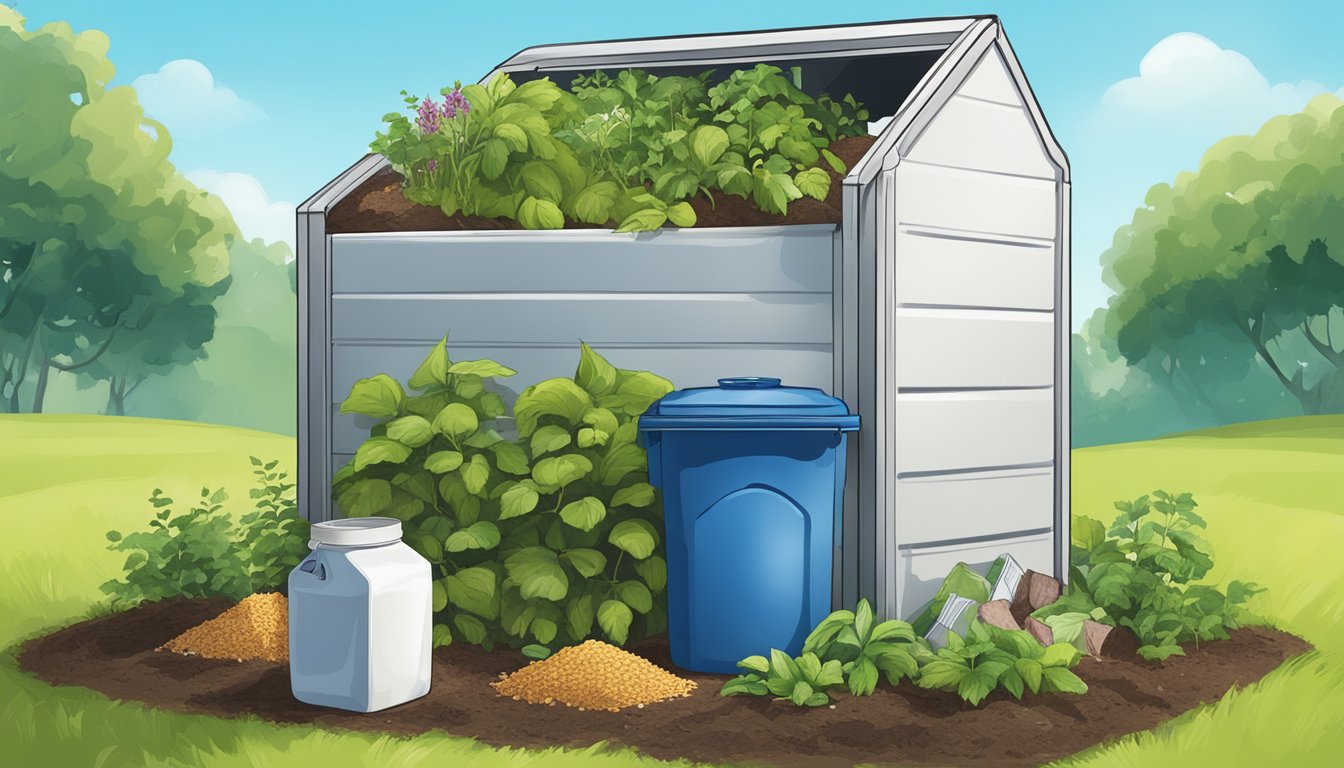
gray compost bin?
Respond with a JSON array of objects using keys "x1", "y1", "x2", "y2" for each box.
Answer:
[{"x1": 296, "y1": 15, "x2": 1072, "y2": 622}]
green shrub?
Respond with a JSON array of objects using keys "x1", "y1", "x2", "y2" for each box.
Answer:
[
  {"x1": 1046, "y1": 490, "x2": 1264, "y2": 661},
  {"x1": 721, "y1": 600, "x2": 1086, "y2": 708},
  {"x1": 371, "y1": 64, "x2": 869, "y2": 232},
  {"x1": 102, "y1": 458, "x2": 308, "y2": 604},
  {"x1": 331, "y1": 337, "x2": 672, "y2": 653}
]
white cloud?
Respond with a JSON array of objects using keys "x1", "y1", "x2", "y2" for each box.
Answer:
[
  {"x1": 1099, "y1": 33, "x2": 1340, "y2": 136},
  {"x1": 132, "y1": 60, "x2": 263, "y2": 133},
  {"x1": 187, "y1": 170, "x2": 295, "y2": 251}
]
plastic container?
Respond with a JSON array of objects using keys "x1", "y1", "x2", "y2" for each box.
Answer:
[
  {"x1": 639, "y1": 376, "x2": 859, "y2": 673},
  {"x1": 288, "y1": 517, "x2": 431, "y2": 712}
]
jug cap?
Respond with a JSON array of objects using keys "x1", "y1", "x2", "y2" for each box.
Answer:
[{"x1": 310, "y1": 517, "x2": 402, "y2": 548}]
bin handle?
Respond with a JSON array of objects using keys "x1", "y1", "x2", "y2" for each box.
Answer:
[{"x1": 717, "y1": 377, "x2": 781, "y2": 389}]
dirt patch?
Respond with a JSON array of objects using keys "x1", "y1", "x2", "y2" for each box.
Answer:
[
  {"x1": 20, "y1": 597, "x2": 1310, "y2": 768},
  {"x1": 325, "y1": 136, "x2": 877, "y2": 233}
]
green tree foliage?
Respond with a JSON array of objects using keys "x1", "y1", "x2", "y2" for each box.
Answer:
[
  {"x1": 0, "y1": 7, "x2": 235, "y2": 413},
  {"x1": 1099, "y1": 94, "x2": 1344, "y2": 416}
]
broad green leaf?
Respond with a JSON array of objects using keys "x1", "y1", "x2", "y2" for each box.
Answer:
[
  {"x1": 530, "y1": 617, "x2": 558, "y2": 645},
  {"x1": 432, "y1": 580, "x2": 448, "y2": 612},
  {"x1": 448, "y1": 359, "x2": 517, "y2": 378},
  {"x1": 488, "y1": 441, "x2": 530, "y2": 475},
  {"x1": 816, "y1": 658, "x2": 846, "y2": 687},
  {"x1": 432, "y1": 403, "x2": 479, "y2": 441},
  {"x1": 821, "y1": 148, "x2": 848, "y2": 174},
  {"x1": 459, "y1": 453, "x2": 490, "y2": 495},
  {"x1": 337, "y1": 478, "x2": 391, "y2": 516},
  {"x1": 1072, "y1": 516, "x2": 1107, "y2": 551},
  {"x1": 795, "y1": 652, "x2": 823, "y2": 683},
  {"x1": 1015, "y1": 657, "x2": 1043, "y2": 693},
  {"x1": 340, "y1": 374, "x2": 405, "y2": 418},
  {"x1": 1042, "y1": 666, "x2": 1089, "y2": 695},
  {"x1": 598, "y1": 442, "x2": 646, "y2": 485},
  {"x1": 481, "y1": 138, "x2": 509, "y2": 179},
  {"x1": 559, "y1": 496, "x2": 607, "y2": 531},
  {"x1": 848, "y1": 655, "x2": 879, "y2": 696},
  {"x1": 559, "y1": 548, "x2": 607, "y2": 578},
  {"x1": 572, "y1": 182, "x2": 621, "y2": 225},
  {"x1": 514, "y1": 378, "x2": 593, "y2": 436},
  {"x1": 432, "y1": 624, "x2": 453, "y2": 649},
  {"x1": 868, "y1": 619, "x2": 916, "y2": 644},
  {"x1": 598, "y1": 599, "x2": 634, "y2": 645},
  {"x1": 566, "y1": 589, "x2": 596, "y2": 639},
  {"x1": 505, "y1": 547, "x2": 569, "y2": 601},
  {"x1": 720, "y1": 677, "x2": 769, "y2": 696},
  {"x1": 794, "y1": 167, "x2": 830, "y2": 200},
  {"x1": 915, "y1": 659, "x2": 969, "y2": 690},
  {"x1": 445, "y1": 521, "x2": 502, "y2": 552},
  {"x1": 518, "y1": 196, "x2": 565, "y2": 229},
  {"x1": 612, "y1": 482, "x2": 656, "y2": 508},
  {"x1": 423, "y1": 450, "x2": 464, "y2": 473},
  {"x1": 493, "y1": 122, "x2": 528, "y2": 152},
  {"x1": 603, "y1": 370, "x2": 674, "y2": 416},
  {"x1": 530, "y1": 425, "x2": 572, "y2": 457},
  {"x1": 520, "y1": 162, "x2": 564, "y2": 203},
  {"x1": 576, "y1": 427, "x2": 608, "y2": 447},
  {"x1": 958, "y1": 671, "x2": 994, "y2": 706},
  {"x1": 498, "y1": 480, "x2": 540, "y2": 519},
  {"x1": 769, "y1": 649, "x2": 800, "y2": 683},
  {"x1": 789, "y1": 680, "x2": 814, "y2": 707},
  {"x1": 582, "y1": 407, "x2": 619, "y2": 435},
  {"x1": 854, "y1": 598, "x2": 875, "y2": 644},
  {"x1": 454, "y1": 613, "x2": 488, "y2": 644},
  {"x1": 737, "y1": 655, "x2": 770, "y2": 674},
  {"x1": 608, "y1": 519, "x2": 659, "y2": 559},
  {"x1": 1043, "y1": 612, "x2": 1090, "y2": 650},
  {"x1": 445, "y1": 566, "x2": 498, "y2": 619},
  {"x1": 576, "y1": 341, "x2": 618, "y2": 396},
  {"x1": 353, "y1": 437, "x2": 412, "y2": 471},
  {"x1": 532, "y1": 454, "x2": 593, "y2": 489},
  {"x1": 802, "y1": 610, "x2": 854, "y2": 656},
  {"x1": 616, "y1": 208, "x2": 667, "y2": 233},
  {"x1": 666, "y1": 202, "x2": 696, "y2": 227},
  {"x1": 634, "y1": 555, "x2": 667, "y2": 593},
  {"x1": 1041, "y1": 642, "x2": 1083, "y2": 668},
  {"x1": 615, "y1": 580, "x2": 653, "y2": 614},
  {"x1": 385, "y1": 415, "x2": 433, "y2": 447},
  {"x1": 690, "y1": 125, "x2": 730, "y2": 167}
]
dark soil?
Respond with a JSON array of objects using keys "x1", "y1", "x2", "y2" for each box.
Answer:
[
  {"x1": 325, "y1": 135, "x2": 877, "y2": 233},
  {"x1": 20, "y1": 597, "x2": 1309, "y2": 768}
]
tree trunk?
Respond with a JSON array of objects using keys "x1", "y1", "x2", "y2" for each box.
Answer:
[
  {"x1": 1238, "y1": 314, "x2": 1318, "y2": 414},
  {"x1": 31, "y1": 358, "x2": 51, "y2": 413},
  {"x1": 106, "y1": 377, "x2": 126, "y2": 416}
]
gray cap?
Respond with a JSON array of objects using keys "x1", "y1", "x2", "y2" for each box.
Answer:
[{"x1": 309, "y1": 517, "x2": 402, "y2": 548}]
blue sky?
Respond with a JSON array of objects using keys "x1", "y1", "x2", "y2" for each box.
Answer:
[{"x1": 18, "y1": 0, "x2": 1344, "y2": 326}]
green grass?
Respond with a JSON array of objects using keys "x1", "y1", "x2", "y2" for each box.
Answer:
[{"x1": 2, "y1": 413, "x2": 1342, "y2": 767}]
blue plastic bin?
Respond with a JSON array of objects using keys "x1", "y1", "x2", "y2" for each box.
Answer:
[{"x1": 639, "y1": 377, "x2": 859, "y2": 673}]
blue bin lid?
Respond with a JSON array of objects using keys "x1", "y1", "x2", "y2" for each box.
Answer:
[{"x1": 639, "y1": 377, "x2": 860, "y2": 431}]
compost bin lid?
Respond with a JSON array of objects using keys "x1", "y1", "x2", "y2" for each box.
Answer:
[
  {"x1": 639, "y1": 377, "x2": 860, "y2": 431},
  {"x1": 310, "y1": 517, "x2": 403, "y2": 548}
]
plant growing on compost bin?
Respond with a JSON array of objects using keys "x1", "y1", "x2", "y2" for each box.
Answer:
[
  {"x1": 1037, "y1": 490, "x2": 1263, "y2": 661},
  {"x1": 102, "y1": 458, "x2": 309, "y2": 604},
  {"x1": 371, "y1": 63, "x2": 870, "y2": 231},
  {"x1": 331, "y1": 337, "x2": 673, "y2": 654}
]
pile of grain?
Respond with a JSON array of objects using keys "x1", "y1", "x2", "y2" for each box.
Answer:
[
  {"x1": 160, "y1": 593, "x2": 289, "y2": 662},
  {"x1": 492, "y1": 639, "x2": 696, "y2": 712}
]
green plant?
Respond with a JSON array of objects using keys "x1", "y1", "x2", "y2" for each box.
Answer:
[
  {"x1": 101, "y1": 458, "x2": 308, "y2": 604},
  {"x1": 721, "y1": 649, "x2": 844, "y2": 707},
  {"x1": 331, "y1": 337, "x2": 672, "y2": 653},
  {"x1": 1051, "y1": 490, "x2": 1264, "y2": 660},
  {"x1": 915, "y1": 620, "x2": 1088, "y2": 706}
]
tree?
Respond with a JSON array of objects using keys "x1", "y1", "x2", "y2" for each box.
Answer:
[
  {"x1": 0, "y1": 7, "x2": 235, "y2": 413},
  {"x1": 1101, "y1": 94, "x2": 1344, "y2": 415}
]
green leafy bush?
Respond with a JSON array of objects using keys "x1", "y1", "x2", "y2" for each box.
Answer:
[
  {"x1": 102, "y1": 458, "x2": 309, "y2": 604},
  {"x1": 371, "y1": 64, "x2": 870, "y2": 231},
  {"x1": 722, "y1": 601, "x2": 1086, "y2": 708},
  {"x1": 331, "y1": 337, "x2": 672, "y2": 653},
  {"x1": 1048, "y1": 490, "x2": 1264, "y2": 661}
]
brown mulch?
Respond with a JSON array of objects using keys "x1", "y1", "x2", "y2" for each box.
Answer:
[
  {"x1": 325, "y1": 136, "x2": 877, "y2": 233},
  {"x1": 20, "y1": 597, "x2": 1310, "y2": 768}
]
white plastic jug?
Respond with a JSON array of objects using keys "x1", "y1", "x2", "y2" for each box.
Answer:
[{"x1": 288, "y1": 517, "x2": 431, "y2": 712}]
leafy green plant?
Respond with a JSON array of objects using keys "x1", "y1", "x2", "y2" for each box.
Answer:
[
  {"x1": 102, "y1": 458, "x2": 309, "y2": 604},
  {"x1": 915, "y1": 621, "x2": 1087, "y2": 706},
  {"x1": 1052, "y1": 490, "x2": 1264, "y2": 660},
  {"x1": 722, "y1": 649, "x2": 844, "y2": 707},
  {"x1": 331, "y1": 337, "x2": 672, "y2": 653},
  {"x1": 372, "y1": 64, "x2": 871, "y2": 231}
]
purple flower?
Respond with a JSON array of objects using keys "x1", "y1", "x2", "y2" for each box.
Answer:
[
  {"x1": 416, "y1": 97, "x2": 443, "y2": 134},
  {"x1": 445, "y1": 88, "x2": 470, "y2": 117},
  {"x1": 426, "y1": 159, "x2": 438, "y2": 173}
]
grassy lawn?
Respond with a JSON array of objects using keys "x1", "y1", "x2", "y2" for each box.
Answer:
[{"x1": 2, "y1": 413, "x2": 1342, "y2": 767}]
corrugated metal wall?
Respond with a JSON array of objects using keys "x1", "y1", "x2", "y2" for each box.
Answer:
[{"x1": 884, "y1": 42, "x2": 1064, "y2": 617}]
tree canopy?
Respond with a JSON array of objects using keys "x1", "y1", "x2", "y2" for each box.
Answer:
[
  {"x1": 1099, "y1": 94, "x2": 1344, "y2": 416},
  {"x1": 0, "y1": 7, "x2": 235, "y2": 413}
]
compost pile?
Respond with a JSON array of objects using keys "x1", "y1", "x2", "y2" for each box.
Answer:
[
  {"x1": 160, "y1": 592, "x2": 289, "y2": 663},
  {"x1": 491, "y1": 639, "x2": 696, "y2": 712}
]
